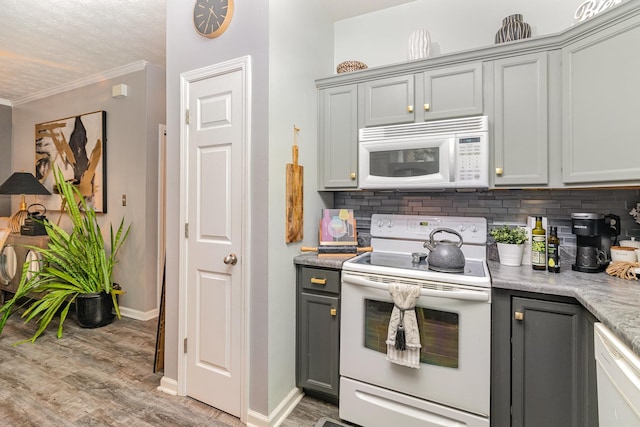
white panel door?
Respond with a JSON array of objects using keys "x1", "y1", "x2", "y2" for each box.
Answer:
[{"x1": 183, "y1": 60, "x2": 247, "y2": 418}]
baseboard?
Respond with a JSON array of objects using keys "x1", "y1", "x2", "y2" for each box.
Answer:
[
  {"x1": 119, "y1": 306, "x2": 159, "y2": 321},
  {"x1": 246, "y1": 387, "x2": 304, "y2": 427},
  {"x1": 157, "y1": 376, "x2": 178, "y2": 396}
]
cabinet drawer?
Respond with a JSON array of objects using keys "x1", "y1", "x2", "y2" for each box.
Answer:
[{"x1": 301, "y1": 267, "x2": 340, "y2": 294}]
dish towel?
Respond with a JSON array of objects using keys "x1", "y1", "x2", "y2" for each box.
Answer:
[{"x1": 386, "y1": 282, "x2": 422, "y2": 369}]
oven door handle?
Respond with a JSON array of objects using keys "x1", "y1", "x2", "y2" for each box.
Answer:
[{"x1": 342, "y1": 273, "x2": 490, "y2": 302}]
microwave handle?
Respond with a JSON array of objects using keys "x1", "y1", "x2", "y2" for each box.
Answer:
[
  {"x1": 342, "y1": 273, "x2": 490, "y2": 302},
  {"x1": 449, "y1": 138, "x2": 456, "y2": 182}
]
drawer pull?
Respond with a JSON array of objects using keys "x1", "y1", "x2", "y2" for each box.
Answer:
[
  {"x1": 514, "y1": 311, "x2": 524, "y2": 321},
  {"x1": 330, "y1": 308, "x2": 337, "y2": 316},
  {"x1": 311, "y1": 277, "x2": 327, "y2": 285}
]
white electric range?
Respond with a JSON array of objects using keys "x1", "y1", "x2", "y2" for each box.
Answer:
[{"x1": 340, "y1": 214, "x2": 491, "y2": 427}]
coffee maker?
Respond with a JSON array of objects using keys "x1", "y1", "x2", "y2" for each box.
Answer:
[{"x1": 571, "y1": 213, "x2": 620, "y2": 273}]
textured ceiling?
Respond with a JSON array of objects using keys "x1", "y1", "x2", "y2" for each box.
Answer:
[
  {"x1": 0, "y1": 0, "x2": 411, "y2": 105},
  {"x1": 0, "y1": 0, "x2": 166, "y2": 104}
]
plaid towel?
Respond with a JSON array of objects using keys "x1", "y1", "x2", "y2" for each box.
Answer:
[{"x1": 385, "y1": 282, "x2": 422, "y2": 369}]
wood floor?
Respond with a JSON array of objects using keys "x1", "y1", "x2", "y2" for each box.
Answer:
[{"x1": 0, "y1": 309, "x2": 339, "y2": 426}]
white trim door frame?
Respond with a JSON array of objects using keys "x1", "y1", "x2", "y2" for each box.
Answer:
[{"x1": 178, "y1": 56, "x2": 251, "y2": 422}]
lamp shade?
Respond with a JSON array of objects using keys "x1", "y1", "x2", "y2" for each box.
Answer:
[{"x1": 0, "y1": 172, "x2": 51, "y2": 195}]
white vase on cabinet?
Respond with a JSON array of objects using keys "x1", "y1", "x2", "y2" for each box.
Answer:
[{"x1": 408, "y1": 29, "x2": 431, "y2": 60}]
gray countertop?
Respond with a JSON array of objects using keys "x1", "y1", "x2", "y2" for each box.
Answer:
[
  {"x1": 294, "y1": 252, "x2": 640, "y2": 356},
  {"x1": 294, "y1": 252, "x2": 349, "y2": 270}
]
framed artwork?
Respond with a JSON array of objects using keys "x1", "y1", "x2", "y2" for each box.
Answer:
[
  {"x1": 35, "y1": 111, "x2": 107, "y2": 212},
  {"x1": 320, "y1": 209, "x2": 357, "y2": 246}
]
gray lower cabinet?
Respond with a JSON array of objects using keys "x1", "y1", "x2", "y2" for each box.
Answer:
[
  {"x1": 490, "y1": 52, "x2": 549, "y2": 187},
  {"x1": 318, "y1": 85, "x2": 359, "y2": 189},
  {"x1": 562, "y1": 12, "x2": 640, "y2": 185},
  {"x1": 492, "y1": 289, "x2": 597, "y2": 427},
  {"x1": 296, "y1": 266, "x2": 340, "y2": 402}
]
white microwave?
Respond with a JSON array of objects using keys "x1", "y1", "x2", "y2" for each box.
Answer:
[{"x1": 358, "y1": 116, "x2": 489, "y2": 190}]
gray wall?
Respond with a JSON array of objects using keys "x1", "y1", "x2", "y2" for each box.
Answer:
[
  {"x1": 165, "y1": 0, "x2": 334, "y2": 418},
  {"x1": 165, "y1": 0, "x2": 270, "y2": 416},
  {"x1": 0, "y1": 105, "x2": 11, "y2": 216},
  {"x1": 268, "y1": 0, "x2": 334, "y2": 412},
  {"x1": 11, "y1": 64, "x2": 166, "y2": 316}
]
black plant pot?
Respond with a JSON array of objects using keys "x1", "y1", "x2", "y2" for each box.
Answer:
[{"x1": 75, "y1": 292, "x2": 114, "y2": 328}]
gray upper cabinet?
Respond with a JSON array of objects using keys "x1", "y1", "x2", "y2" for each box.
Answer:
[
  {"x1": 491, "y1": 52, "x2": 549, "y2": 186},
  {"x1": 315, "y1": 1, "x2": 640, "y2": 191},
  {"x1": 562, "y1": 13, "x2": 640, "y2": 185},
  {"x1": 361, "y1": 74, "x2": 415, "y2": 127},
  {"x1": 318, "y1": 85, "x2": 359, "y2": 189},
  {"x1": 421, "y1": 62, "x2": 483, "y2": 121}
]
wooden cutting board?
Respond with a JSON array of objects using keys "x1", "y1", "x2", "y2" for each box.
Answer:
[{"x1": 286, "y1": 128, "x2": 303, "y2": 243}]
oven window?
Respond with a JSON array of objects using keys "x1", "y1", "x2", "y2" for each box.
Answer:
[
  {"x1": 363, "y1": 299, "x2": 459, "y2": 368},
  {"x1": 370, "y1": 148, "x2": 440, "y2": 177}
]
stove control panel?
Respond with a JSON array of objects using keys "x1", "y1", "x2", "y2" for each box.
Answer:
[{"x1": 370, "y1": 214, "x2": 487, "y2": 245}]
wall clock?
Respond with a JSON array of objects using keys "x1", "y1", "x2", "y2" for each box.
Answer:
[{"x1": 193, "y1": 0, "x2": 234, "y2": 38}]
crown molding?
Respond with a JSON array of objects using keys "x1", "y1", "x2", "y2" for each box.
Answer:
[{"x1": 11, "y1": 60, "x2": 150, "y2": 106}]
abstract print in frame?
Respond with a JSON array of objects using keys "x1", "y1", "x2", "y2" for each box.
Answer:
[{"x1": 35, "y1": 111, "x2": 107, "y2": 212}]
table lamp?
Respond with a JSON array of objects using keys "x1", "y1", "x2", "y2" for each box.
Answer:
[{"x1": 0, "y1": 172, "x2": 51, "y2": 233}]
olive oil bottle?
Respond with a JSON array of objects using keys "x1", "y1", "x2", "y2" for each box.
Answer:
[
  {"x1": 547, "y1": 226, "x2": 560, "y2": 273},
  {"x1": 531, "y1": 216, "x2": 546, "y2": 270}
]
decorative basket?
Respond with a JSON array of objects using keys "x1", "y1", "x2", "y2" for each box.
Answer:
[{"x1": 336, "y1": 61, "x2": 368, "y2": 74}]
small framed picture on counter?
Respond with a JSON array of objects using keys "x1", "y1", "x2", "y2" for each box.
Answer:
[{"x1": 320, "y1": 209, "x2": 356, "y2": 246}]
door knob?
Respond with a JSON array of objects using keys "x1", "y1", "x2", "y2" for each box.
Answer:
[
  {"x1": 424, "y1": 103, "x2": 430, "y2": 111},
  {"x1": 350, "y1": 172, "x2": 356, "y2": 180},
  {"x1": 407, "y1": 105, "x2": 414, "y2": 113},
  {"x1": 224, "y1": 253, "x2": 238, "y2": 265},
  {"x1": 514, "y1": 311, "x2": 524, "y2": 321},
  {"x1": 330, "y1": 308, "x2": 337, "y2": 316},
  {"x1": 495, "y1": 167, "x2": 504, "y2": 176}
]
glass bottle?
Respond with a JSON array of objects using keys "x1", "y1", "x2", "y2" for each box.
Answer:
[
  {"x1": 547, "y1": 226, "x2": 560, "y2": 273},
  {"x1": 531, "y1": 216, "x2": 546, "y2": 270}
]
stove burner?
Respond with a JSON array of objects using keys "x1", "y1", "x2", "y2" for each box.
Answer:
[
  {"x1": 348, "y1": 252, "x2": 487, "y2": 279},
  {"x1": 411, "y1": 252, "x2": 428, "y2": 264},
  {"x1": 428, "y1": 264, "x2": 465, "y2": 274}
]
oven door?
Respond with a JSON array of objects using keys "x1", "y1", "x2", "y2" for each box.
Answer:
[
  {"x1": 358, "y1": 135, "x2": 454, "y2": 190},
  {"x1": 340, "y1": 271, "x2": 491, "y2": 418}
]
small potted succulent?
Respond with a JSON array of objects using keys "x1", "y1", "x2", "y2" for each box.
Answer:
[{"x1": 490, "y1": 224, "x2": 528, "y2": 266}]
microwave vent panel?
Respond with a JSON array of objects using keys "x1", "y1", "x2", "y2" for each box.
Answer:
[{"x1": 359, "y1": 116, "x2": 488, "y2": 142}]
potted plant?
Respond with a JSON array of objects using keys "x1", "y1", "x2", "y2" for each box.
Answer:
[
  {"x1": 490, "y1": 224, "x2": 528, "y2": 266},
  {"x1": 0, "y1": 167, "x2": 130, "y2": 343}
]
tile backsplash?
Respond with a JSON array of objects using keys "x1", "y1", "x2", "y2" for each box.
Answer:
[{"x1": 334, "y1": 188, "x2": 640, "y2": 260}]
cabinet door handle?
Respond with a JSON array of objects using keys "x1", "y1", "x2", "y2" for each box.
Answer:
[
  {"x1": 350, "y1": 172, "x2": 356, "y2": 180},
  {"x1": 495, "y1": 167, "x2": 503, "y2": 176},
  {"x1": 514, "y1": 311, "x2": 524, "y2": 321},
  {"x1": 407, "y1": 105, "x2": 414, "y2": 113},
  {"x1": 424, "y1": 103, "x2": 430, "y2": 111},
  {"x1": 311, "y1": 277, "x2": 327, "y2": 285},
  {"x1": 330, "y1": 308, "x2": 337, "y2": 316}
]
